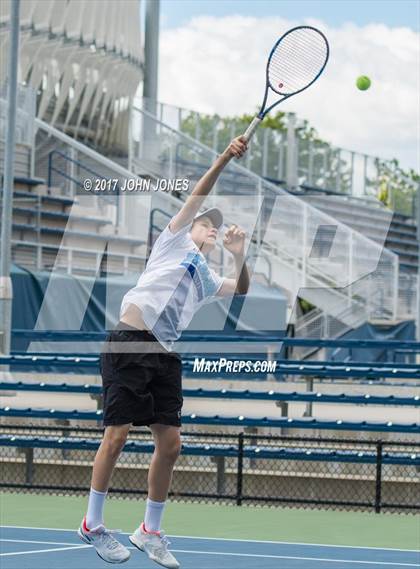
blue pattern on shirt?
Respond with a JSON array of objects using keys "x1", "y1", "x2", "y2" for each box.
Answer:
[{"x1": 180, "y1": 251, "x2": 219, "y2": 301}]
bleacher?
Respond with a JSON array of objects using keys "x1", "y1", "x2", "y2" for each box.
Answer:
[
  {"x1": 1, "y1": 336, "x2": 419, "y2": 441},
  {"x1": 300, "y1": 192, "x2": 419, "y2": 273},
  {"x1": 2, "y1": 338, "x2": 418, "y2": 512},
  {"x1": 0, "y1": 173, "x2": 147, "y2": 275}
]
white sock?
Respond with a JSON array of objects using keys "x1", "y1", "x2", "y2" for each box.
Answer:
[
  {"x1": 86, "y1": 487, "x2": 107, "y2": 529},
  {"x1": 144, "y1": 498, "x2": 166, "y2": 532}
]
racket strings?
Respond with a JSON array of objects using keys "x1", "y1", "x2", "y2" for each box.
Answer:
[
  {"x1": 271, "y1": 43, "x2": 327, "y2": 74},
  {"x1": 271, "y1": 33, "x2": 328, "y2": 69},
  {"x1": 270, "y1": 55, "x2": 325, "y2": 86},
  {"x1": 271, "y1": 41, "x2": 327, "y2": 70},
  {"x1": 268, "y1": 28, "x2": 328, "y2": 94},
  {"x1": 269, "y1": 52, "x2": 327, "y2": 91},
  {"x1": 270, "y1": 45, "x2": 327, "y2": 88}
]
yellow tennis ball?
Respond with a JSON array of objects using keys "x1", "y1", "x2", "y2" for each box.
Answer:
[{"x1": 356, "y1": 75, "x2": 371, "y2": 90}]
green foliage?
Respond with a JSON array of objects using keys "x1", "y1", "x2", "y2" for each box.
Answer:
[
  {"x1": 298, "y1": 297, "x2": 316, "y2": 315},
  {"x1": 180, "y1": 110, "x2": 419, "y2": 215},
  {"x1": 373, "y1": 158, "x2": 419, "y2": 216}
]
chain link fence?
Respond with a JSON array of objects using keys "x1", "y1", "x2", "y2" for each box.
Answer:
[{"x1": 0, "y1": 423, "x2": 418, "y2": 514}]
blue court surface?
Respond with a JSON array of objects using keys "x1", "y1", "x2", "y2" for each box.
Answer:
[{"x1": 0, "y1": 526, "x2": 419, "y2": 568}]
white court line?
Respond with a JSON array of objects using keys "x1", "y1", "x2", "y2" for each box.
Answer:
[
  {"x1": 167, "y1": 534, "x2": 420, "y2": 554},
  {"x1": 1, "y1": 525, "x2": 419, "y2": 553},
  {"x1": 162, "y1": 549, "x2": 420, "y2": 567},
  {"x1": 0, "y1": 545, "x2": 89, "y2": 557},
  {"x1": 1, "y1": 539, "x2": 79, "y2": 546},
  {"x1": 3, "y1": 543, "x2": 416, "y2": 566},
  {"x1": 0, "y1": 537, "x2": 417, "y2": 566}
]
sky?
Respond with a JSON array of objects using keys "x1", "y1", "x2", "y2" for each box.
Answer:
[
  {"x1": 152, "y1": 1, "x2": 420, "y2": 171},
  {"x1": 161, "y1": 0, "x2": 420, "y2": 32}
]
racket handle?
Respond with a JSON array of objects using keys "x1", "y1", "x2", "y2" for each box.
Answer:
[{"x1": 243, "y1": 117, "x2": 262, "y2": 141}]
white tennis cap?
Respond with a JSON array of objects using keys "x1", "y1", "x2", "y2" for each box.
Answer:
[{"x1": 193, "y1": 207, "x2": 223, "y2": 229}]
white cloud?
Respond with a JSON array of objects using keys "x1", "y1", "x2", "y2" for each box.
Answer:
[{"x1": 159, "y1": 16, "x2": 419, "y2": 171}]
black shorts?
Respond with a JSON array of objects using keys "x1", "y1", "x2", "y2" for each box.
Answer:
[{"x1": 100, "y1": 322, "x2": 183, "y2": 428}]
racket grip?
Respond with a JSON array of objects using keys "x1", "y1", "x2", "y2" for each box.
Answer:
[{"x1": 243, "y1": 117, "x2": 262, "y2": 141}]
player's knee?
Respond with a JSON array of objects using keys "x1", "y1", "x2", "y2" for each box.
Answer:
[
  {"x1": 103, "y1": 427, "x2": 128, "y2": 455},
  {"x1": 158, "y1": 436, "x2": 181, "y2": 463}
]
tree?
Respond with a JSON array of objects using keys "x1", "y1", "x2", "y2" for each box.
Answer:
[{"x1": 179, "y1": 110, "x2": 419, "y2": 215}]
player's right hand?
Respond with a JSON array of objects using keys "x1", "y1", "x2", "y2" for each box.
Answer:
[{"x1": 224, "y1": 136, "x2": 248, "y2": 159}]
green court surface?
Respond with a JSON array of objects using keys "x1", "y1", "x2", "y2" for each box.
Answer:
[{"x1": 1, "y1": 492, "x2": 419, "y2": 550}]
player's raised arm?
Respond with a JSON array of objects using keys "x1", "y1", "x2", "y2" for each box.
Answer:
[{"x1": 169, "y1": 136, "x2": 248, "y2": 234}]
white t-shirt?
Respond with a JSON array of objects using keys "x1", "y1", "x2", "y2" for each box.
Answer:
[{"x1": 120, "y1": 220, "x2": 225, "y2": 351}]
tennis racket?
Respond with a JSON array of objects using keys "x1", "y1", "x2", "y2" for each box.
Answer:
[{"x1": 243, "y1": 26, "x2": 330, "y2": 141}]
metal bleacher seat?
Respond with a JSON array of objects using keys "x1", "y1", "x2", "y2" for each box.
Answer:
[
  {"x1": 1, "y1": 381, "x2": 419, "y2": 407},
  {"x1": 1, "y1": 336, "x2": 418, "y2": 437},
  {"x1": 0, "y1": 407, "x2": 418, "y2": 433},
  {"x1": 1, "y1": 353, "x2": 419, "y2": 380},
  {"x1": 0, "y1": 433, "x2": 418, "y2": 466}
]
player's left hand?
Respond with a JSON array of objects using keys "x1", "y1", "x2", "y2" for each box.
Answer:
[{"x1": 223, "y1": 224, "x2": 246, "y2": 256}]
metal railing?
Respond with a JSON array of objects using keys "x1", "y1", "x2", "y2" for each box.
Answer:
[
  {"x1": 130, "y1": 103, "x2": 400, "y2": 325},
  {"x1": 149, "y1": 98, "x2": 419, "y2": 216},
  {"x1": 398, "y1": 272, "x2": 419, "y2": 320},
  {"x1": 34, "y1": 119, "x2": 136, "y2": 230}
]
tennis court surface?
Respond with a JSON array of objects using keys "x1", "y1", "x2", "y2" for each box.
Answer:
[
  {"x1": 1, "y1": 526, "x2": 419, "y2": 568},
  {"x1": 1, "y1": 493, "x2": 419, "y2": 569}
]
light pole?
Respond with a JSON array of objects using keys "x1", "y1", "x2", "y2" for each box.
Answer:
[
  {"x1": 0, "y1": 0, "x2": 20, "y2": 355},
  {"x1": 416, "y1": 181, "x2": 420, "y2": 344},
  {"x1": 141, "y1": 0, "x2": 160, "y2": 162}
]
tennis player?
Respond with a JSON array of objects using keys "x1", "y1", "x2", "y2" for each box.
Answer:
[{"x1": 78, "y1": 136, "x2": 249, "y2": 566}]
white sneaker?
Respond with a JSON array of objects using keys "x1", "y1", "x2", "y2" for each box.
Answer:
[
  {"x1": 129, "y1": 522, "x2": 180, "y2": 568},
  {"x1": 78, "y1": 517, "x2": 131, "y2": 564}
]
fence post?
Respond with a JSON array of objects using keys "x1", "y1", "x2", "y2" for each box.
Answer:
[
  {"x1": 257, "y1": 179, "x2": 263, "y2": 249},
  {"x1": 47, "y1": 151, "x2": 53, "y2": 188},
  {"x1": 393, "y1": 259, "x2": 399, "y2": 321},
  {"x1": 303, "y1": 377, "x2": 314, "y2": 417},
  {"x1": 236, "y1": 432, "x2": 244, "y2": 506},
  {"x1": 68, "y1": 147, "x2": 77, "y2": 198},
  {"x1": 308, "y1": 140, "x2": 314, "y2": 185},
  {"x1": 375, "y1": 441, "x2": 383, "y2": 513},
  {"x1": 24, "y1": 447, "x2": 34, "y2": 484},
  {"x1": 277, "y1": 134, "x2": 284, "y2": 180},
  {"x1": 302, "y1": 203, "x2": 308, "y2": 287},
  {"x1": 36, "y1": 195, "x2": 42, "y2": 270},
  {"x1": 262, "y1": 128, "x2": 268, "y2": 178},
  {"x1": 212, "y1": 456, "x2": 226, "y2": 495},
  {"x1": 363, "y1": 154, "x2": 368, "y2": 196},
  {"x1": 212, "y1": 119, "x2": 219, "y2": 154},
  {"x1": 350, "y1": 151, "x2": 355, "y2": 196},
  {"x1": 286, "y1": 113, "x2": 298, "y2": 190}
]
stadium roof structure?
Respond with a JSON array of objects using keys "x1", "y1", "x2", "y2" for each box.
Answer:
[{"x1": 0, "y1": 0, "x2": 143, "y2": 150}]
